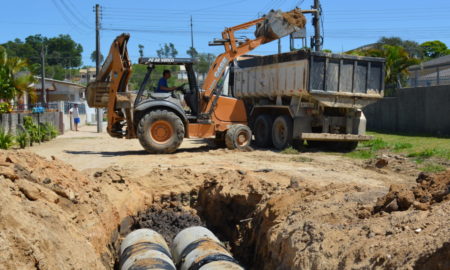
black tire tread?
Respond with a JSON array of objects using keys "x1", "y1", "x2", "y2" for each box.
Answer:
[
  {"x1": 137, "y1": 109, "x2": 184, "y2": 154},
  {"x1": 225, "y1": 124, "x2": 252, "y2": 150}
]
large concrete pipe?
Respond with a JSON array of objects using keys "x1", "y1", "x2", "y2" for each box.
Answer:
[
  {"x1": 172, "y1": 226, "x2": 244, "y2": 270},
  {"x1": 119, "y1": 228, "x2": 176, "y2": 270}
]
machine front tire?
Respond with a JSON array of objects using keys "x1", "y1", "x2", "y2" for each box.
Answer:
[
  {"x1": 137, "y1": 109, "x2": 184, "y2": 154},
  {"x1": 225, "y1": 124, "x2": 252, "y2": 150},
  {"x1": 253, "y1": 114, "x2": 273, "y2": 148},
  {"x1": 272, "y1": 115, "x2": 293, "y2": 150}
]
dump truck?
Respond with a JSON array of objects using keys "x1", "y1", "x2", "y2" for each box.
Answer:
[
  {"x1": 230, "y1": 50, "x2": 385, "y2": 151},
  {"x1": 86, "y1": 9, "x2": 306, "y2": 153}
]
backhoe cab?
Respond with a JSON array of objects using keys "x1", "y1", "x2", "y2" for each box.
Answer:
[{"x1": 87, "y1": 9, "x2": 306, "y2": 154}]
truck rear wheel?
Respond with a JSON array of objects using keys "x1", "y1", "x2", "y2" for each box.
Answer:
[
  {"x1": 272, "y1": 115, "x2": 293, "y2": 150},
  {"x1": 254, "y1": 114, "x2": 273, "y2": 147},
  {"x1": 225, "y1": 124, "x2": 252, "y2": 150},
  {"x1": 137, "y1": 109, "x2": 184, "y2": 154}
]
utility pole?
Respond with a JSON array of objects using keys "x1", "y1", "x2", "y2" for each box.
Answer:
[
  {"x1": 278, "y1": 39, "x2": 281, "y2": 54},
  {"x1": 190, "y1": 15, "x2": 194, "y2": 49},
  {"x1": 95, "y1": 4, "x2": 103, "y2": 133},
  {"x1": 40, "y1": 45, "x2": 46, "y2": 107},
  {"x1": 312, "y1": 0, "x2": 322, "y2": 51}
]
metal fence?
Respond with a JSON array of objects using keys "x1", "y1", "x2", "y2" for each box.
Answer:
[{"x1": 408, "y1": 75, "x2": 450, "y2": 87}]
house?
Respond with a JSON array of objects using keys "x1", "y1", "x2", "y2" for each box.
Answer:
[
  {"x1": 79, "y1": 67, "x2": 97, "y2": 84},
  {"x1": 408, "y1": 55, "x2": 450, "y2": 87},
  {"x1": 34, "y1": 77, "x2": 88, "y2": 130}
]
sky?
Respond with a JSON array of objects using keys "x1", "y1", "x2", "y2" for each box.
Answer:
[{"x1": 1, "y1": 0, "x2": 450, "y2": 66}]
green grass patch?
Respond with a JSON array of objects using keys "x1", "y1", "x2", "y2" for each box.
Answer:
[
  {"x1": 281, "y1": 146, "x2": 299, "y2": 155},
  {"x1": 345, "y1": 149, "x2": 374, "y2": 159},
  {"x1": 393, "y1": 142, "x2": 413, "y2": 150},
  {"x1": 361, "y1": 138, "x2": 389, "y2": 151},
  {"x1": 420, "y1": 163, "x2": 446, "y2": 173},
  {"x1": 291, "y1": 156, "x2": 313, "y2": 162},
  {"x1": 366, "y1": 132, "x2": 450, "y2": 159}
]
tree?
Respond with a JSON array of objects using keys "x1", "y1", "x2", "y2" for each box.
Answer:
[
  {"x1": 376, "y1": 37, "x2": 423, "y2": 58},
  {"x1": 186, "y1": 47, "x2": 198, "y2": 58},
  {"x1": 156, "y1": 43, "x2": 178, "y2": 58},
  {"x1": 138, "y1": 44, "x2": 144, "y2": 58},
  {"x1": 90, "y1": 50, "x2": 104, "y2": 64},
  {"x1": 196, "y1": 53, "x2": 215, "y2": 77},
  {"x1": 1, "y1": 34, "x2": 83, "y2": 70},
  {"x1": 0, "y1": 47, "x2": 36, "y2": 109},
  {"x1": 420, "y1": 40, "x2": 450, "y2": 59},
  {"x1": 46, "y1": 35, "x2": 83, "y2": 68}
]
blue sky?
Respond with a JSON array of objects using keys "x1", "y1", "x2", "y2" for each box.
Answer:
[{"x1": 1, "y1": 0, "x2": 450, "y2": 66}]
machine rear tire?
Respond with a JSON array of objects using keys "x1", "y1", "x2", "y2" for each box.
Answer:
[
  {"x1": 254, "y1": 114, "x2": 273, "y2": 148},
  {"x1": 272, "y1": 115, "x2": 293, "y2": 150},
  {"x1": 137, "y1": 109, "x2": 184, "y2": 154},
  {"x1": 225, "y1": 124, "x2": 252, "y2": 150}
]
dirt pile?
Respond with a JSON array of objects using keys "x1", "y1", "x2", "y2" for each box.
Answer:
[
  {"x1": 1, "y1": 149, "x2": 449, "y2": 270},
  {"x1": 374, "y1": 170, "x2": 450, "y2": 212},
  {"x1": 238, "y1": 179, "x2": 450, "y2": 270}
]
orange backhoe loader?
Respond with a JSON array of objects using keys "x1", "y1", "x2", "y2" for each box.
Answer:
[{"x1": 86, "y1": 9, "x2": 305, "y2": 153}]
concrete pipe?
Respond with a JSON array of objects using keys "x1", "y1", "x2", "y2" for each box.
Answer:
[
  {"x1": 172, "y1": 226, "x2": 244, "y2": 270},
  {"x1": 119, "y1": 228, "x2": 176, "y2": 270}
]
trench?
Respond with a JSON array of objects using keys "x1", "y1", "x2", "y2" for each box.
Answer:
[{"x1": 107, "y1": 184, "x2": 266, "y2": 270}]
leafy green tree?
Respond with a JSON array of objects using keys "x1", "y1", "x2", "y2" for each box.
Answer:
[
  {"x1": 156, "y1": 43, "x2": 178, "y2": 58},
  {"x1": 46, "y1": 35, "x2": 82, "y2": 67},
  {"x1": 420, "y1": 40, "x2": 450, "y2": 59},
  {"x1": 1, "y1": 34, "x2": 83, "y2": 76},
  {"x1": 376, "y1": 37, "x2": 423, "y2": 58},
  {"x1": 138, "y1": 44, "x2": 144, "y2": 58},
  {"x1": 90, "y1": 50, "x2": 104, "y2": 64},
  {"x1": 196, "y1": 53, "x2": 215, "y2": 77},
  {"x1": 0, "y1": 47, "x2": 36, "y2": 107},
  {"x1": 186, "y1": 47, "x2": 198, "y2": 58}
]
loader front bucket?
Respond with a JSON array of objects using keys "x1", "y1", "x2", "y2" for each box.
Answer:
[{"x1": 255, "y1": 8, "x2": 306, "y2": 41}]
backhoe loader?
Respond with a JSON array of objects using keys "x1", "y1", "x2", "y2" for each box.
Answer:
[{"x1": 86, "y1": 9, "x2": 305, "y2": 153}]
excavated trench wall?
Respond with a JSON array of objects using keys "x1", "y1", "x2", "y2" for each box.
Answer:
[{"x1": 107, "y1": 178, "x2": 274, "y2": 270}]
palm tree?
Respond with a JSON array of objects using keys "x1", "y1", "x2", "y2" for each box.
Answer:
[{"x1": 0, "y1": 47, "x2": 36, "y2": 111}]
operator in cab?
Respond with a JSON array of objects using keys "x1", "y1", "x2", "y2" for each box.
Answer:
[{"x1": 155, "y1": 70, "x2": 178, "y2": 93}]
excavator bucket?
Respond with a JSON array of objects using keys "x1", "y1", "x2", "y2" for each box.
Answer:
[
  {"x1": 86, "y1": 81, "x2": 110, "y2": 108},
  {"x1": 255, "y1": 8, "x2": 307, "y2": 40}
]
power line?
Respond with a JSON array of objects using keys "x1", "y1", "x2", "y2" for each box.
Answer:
[
  {"x1": 59, "y1": 0, "x2": 92, "y2": 29},
  {"x1": 50, "y1": 0, "x2": 87, "y2": 34}
]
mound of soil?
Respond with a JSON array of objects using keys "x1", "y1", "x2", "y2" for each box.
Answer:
[{"x1": 374, "y1": 170, "x2": 450, "y2": 213}]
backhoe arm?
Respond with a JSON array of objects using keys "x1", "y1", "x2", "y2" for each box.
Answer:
[
  {"x1": 200, "y1": 9, "x2": 306, "y2": 114},
  {"x1": 86, "y1": 33, "x2": 134, "y2": 138}
]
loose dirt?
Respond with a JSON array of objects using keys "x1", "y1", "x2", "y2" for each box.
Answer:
[{"x1": 0, "y1": 126, "x2": 448, "y2": 270}]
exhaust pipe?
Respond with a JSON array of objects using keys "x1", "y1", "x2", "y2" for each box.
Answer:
[
  {"x1": 119, "y1": 228, "x2": 176, "y2": 270},
  {"x1": 172, "y1": 226, "x2": 244, "y2": 270}
]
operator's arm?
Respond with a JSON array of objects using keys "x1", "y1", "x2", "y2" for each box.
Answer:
[{"x1": 159, "y1": 85, "x2": 176, "y2": 91}]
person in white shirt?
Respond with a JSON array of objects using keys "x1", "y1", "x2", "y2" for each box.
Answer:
[{"x1": 69, "y1": 104, "x2": 80, "y2": 131}]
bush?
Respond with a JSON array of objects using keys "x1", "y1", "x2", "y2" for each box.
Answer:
[
  {"x1": 39, "y1": 122, "x2": 59, "y2": 141},
  {"x1": 23, "y1": 116, "x2": 40, "y2": 145},
  {"x1": 0, "y1": 129, "x2": 15, "y2": 149},
  {"x1": 16, "y1": 131, "x2": 29, "y2": 149}
]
